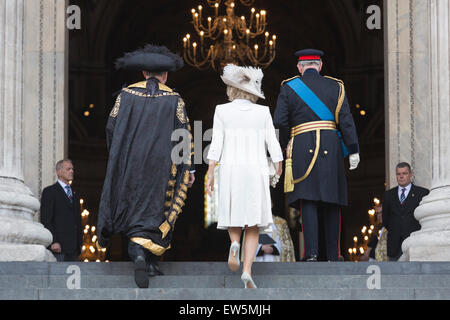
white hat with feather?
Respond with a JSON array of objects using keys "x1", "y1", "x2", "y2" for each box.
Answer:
[{"x1": 221, "y1": 64, "x2": 265, "y2": 99}]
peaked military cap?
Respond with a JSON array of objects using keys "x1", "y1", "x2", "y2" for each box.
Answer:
[
  {"x1": 295, "y1": 49, "x2": 324, "y2": 61},
  {"x1": 115, "y1": 44, "x2": 184, "y2": 72}
]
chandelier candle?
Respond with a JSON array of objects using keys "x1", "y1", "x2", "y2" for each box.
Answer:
[{"x1": 183, "y1": 0, "x2": 276, "y2": 71}]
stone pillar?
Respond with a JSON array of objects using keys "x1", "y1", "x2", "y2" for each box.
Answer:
[
  {"x1": 384, "y1": 0, "x2": 432, "y2": 189},
  {"x1": 23, "y1": 0, "x2": 68, "y2": 202},
  {"x1": 0, "y1": 0, "x2": 55, "y2": 261},
  {"x1": 401, "y1": 0, "x2": 450, "y2": 261}
]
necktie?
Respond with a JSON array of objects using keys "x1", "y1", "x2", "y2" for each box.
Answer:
[
  {"x1": 65, "y1": 185, "x2": 73, "y2": 204},
  {"x1": 400, "y1": 188, "x2": 406, "y2": 205}
]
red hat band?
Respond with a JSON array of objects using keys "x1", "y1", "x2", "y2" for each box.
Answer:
[{"x1": 298, "y1": 55, "x2": 321, "y2": 61}]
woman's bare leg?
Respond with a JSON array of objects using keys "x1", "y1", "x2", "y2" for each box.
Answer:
[
  {"x1": 228, "y1": 227, "x2": 242, "y2": 245},
  {"x1": 242, "y1": 226, "x2": 259, "y2": 276}
]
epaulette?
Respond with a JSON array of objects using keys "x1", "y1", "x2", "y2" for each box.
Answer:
[
  {"x1": 127, "y1": 81, "x2": 147, "y2": 89},
  {"x1": 324, "y1": 76, "x2": 344, "y2": 84},
  {"x1": 158, "y1": 83, "x2": 173, "y2": 93},
  {"x1": 281, "y1": 76, "x2": 300, "y2": 86}
]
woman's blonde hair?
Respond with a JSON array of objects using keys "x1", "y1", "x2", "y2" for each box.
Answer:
[{"x1": 226, "y1": 86, "x2": 259, "y2": 103}]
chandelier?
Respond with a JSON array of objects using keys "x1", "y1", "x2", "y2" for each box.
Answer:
[{"x1": 182, "y1": 0, "x2": 277, "y2": 71}]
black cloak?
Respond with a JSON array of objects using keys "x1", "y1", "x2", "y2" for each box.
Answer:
[{"x1": 97, "y1": 77, "x2": 194, "y2": 256}]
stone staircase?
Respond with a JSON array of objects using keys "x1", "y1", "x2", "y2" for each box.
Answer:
[{"x1": 1, "y1": 262, "x2": 450, "y2": 300}]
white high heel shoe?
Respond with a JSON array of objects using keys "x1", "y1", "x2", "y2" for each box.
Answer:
[
  {"x1": 228, "y1": 241, "x2": 240, "y2": 272},
  {"x1": 241, "y1": 272, "x2": 257, "y2": 289}
]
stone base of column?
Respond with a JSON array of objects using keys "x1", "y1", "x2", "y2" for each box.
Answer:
[
  {"x1": 401, "y1": 187, "x2": 450, "y2": 261},
  {"x1": 0, "y1": 177, "x2": 55, "y2": 261},
  {"x1": 401, "y1": 245, "x2": 450, "y2": 261},
  {"x1": 0, "y1": 244, "x2": 56, "y2": 262}
]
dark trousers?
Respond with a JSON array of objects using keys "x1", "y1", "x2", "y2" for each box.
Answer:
[
  {"x1": 389, "y1": 252, "x2": 403, "y2": 262},
  {"x1": 54, "y1": 253, "x2": 79, "y2": 262},
  {"x1": 300, "y1": 200, "x2": 341, "y2": 261}
]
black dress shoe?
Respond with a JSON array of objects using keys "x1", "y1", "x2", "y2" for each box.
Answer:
[
  {"x1": 148, "y1": 262, "x2": 164, "y2": 277},
  {"x1": 328, "y1": 256, "x2": 345, "y2": 262},
  {"x1": 134, "y1": 256, "x2": 149, "y2": 288},
  {"x1": 301, "y1": 255, "x2": 318, "y2": 262}
]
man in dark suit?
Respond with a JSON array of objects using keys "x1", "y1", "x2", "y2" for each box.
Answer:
[
  {"x1": 382, "y1": 162, "x2": 429, "y2": 261},
  {"x1": 274, "y1": 49, "x2": 360, "y2": 262},
  {"x1": 41, "y1": 160, "x2": 82, "y2": 262}
]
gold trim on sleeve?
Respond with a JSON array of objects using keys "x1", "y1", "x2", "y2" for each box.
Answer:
[
  {"x1": 169, "y1": 211, "x2": 178, "y2": 223},
  {"x1": 175, "y1": 197, "x2": 185, "y2": 207},
  {"x1": 159, "y1": 221, "x2": 171, "y2": 239},
  {"x1": 178, "y1": 190, "x2": 187, "y2": 200},
  {"x1": 166, "y1": 190, "x2": 174, "y2": 198},
  {"x1": 130, "y1": 237, "x2": 170, "y2": 256},
  {"x1": 168, "y1": 180, "x2": 176, "y2": 187},
  {"x1": 183, "y1": 171, "x2": 190, "y2": 184},
  {"x1": 110, "y1": 93, "x2": 122, "y2": 118},
  {"x1": 173, "y1": 203, "x2": 182, "y2": 214},
  {"x1": 171, "y1": 164, "x2": 177, "y2": 176},
  {"x1": 176, "y1": 98, "x2": 187, "y2": 124}
]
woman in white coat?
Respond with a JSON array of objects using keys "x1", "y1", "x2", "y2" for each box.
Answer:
[{"x1": 206, "y1": 64, "x2": 283, "y2": 288}]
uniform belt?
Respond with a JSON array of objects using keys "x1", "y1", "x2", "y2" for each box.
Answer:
[
  {"x1": 291, "y1": 121, "x2": 337, "y2": 137},
  {"x1": 285, "y1": 121, "x2": 337, "y2": 193}
]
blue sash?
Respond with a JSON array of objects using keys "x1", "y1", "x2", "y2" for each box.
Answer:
[{"x1": 287, "y1": 78, "x2": 349, "y2": 157}]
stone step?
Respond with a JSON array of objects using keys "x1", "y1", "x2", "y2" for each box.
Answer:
[
  {"x1": 1, "y1": 287, "x2": 450, "y2": 300},
  {"x1": 1, "y1": 262, "x2": 450, "y2": 276},
  {"x1": 1, "y1": 274, "x2": 450, "y2": 289}
]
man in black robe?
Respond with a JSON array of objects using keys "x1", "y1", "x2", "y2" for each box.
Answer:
[
  {"x1": 274, "y1": 49, "x2": 360, "y2": 262},
  {"x1": 96, "y1": 45, "x2": 195, "y2": 288}
]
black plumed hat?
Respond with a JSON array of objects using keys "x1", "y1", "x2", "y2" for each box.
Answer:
[{"x1": 115, "y1": 44, "x2": 184, "y2": 72}]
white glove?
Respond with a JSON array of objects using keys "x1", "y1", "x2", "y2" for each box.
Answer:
[{"x1": 349, "y1": 153, "x2": 360, "y2": 171}]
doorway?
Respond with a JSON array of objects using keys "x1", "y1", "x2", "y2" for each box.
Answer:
[{"x1": 68, "y1": 0, "x2": 385, "y2": 261}]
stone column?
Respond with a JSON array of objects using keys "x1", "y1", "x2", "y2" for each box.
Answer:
[
  {"x1": 384, "y1": 0, "x2": 432, "y2": 189},
  {"x1": 0, "y1": 0, "x2": 55, "y2": 261},
  {"x1": 23, "y1": 0, "x2": 68, "y2": 202},
  {"x1": 401, "y1": 0, "x2": 450, "y2": 261}
]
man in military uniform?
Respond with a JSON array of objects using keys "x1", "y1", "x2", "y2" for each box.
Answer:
[
  {"x1": 96, "y1": 44, "x2": 195, "y2": 288},
  {"x1": 274, "y1": 49, "x2": 360, "y2": 262}
]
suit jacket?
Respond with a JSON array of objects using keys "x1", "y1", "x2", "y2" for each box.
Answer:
[
  {"x1": 382, "y1": 184, "x2": 429, "y2": 258},
  {"x1": 40, "y1": 182, "x2": 82, "y2": 255}
]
